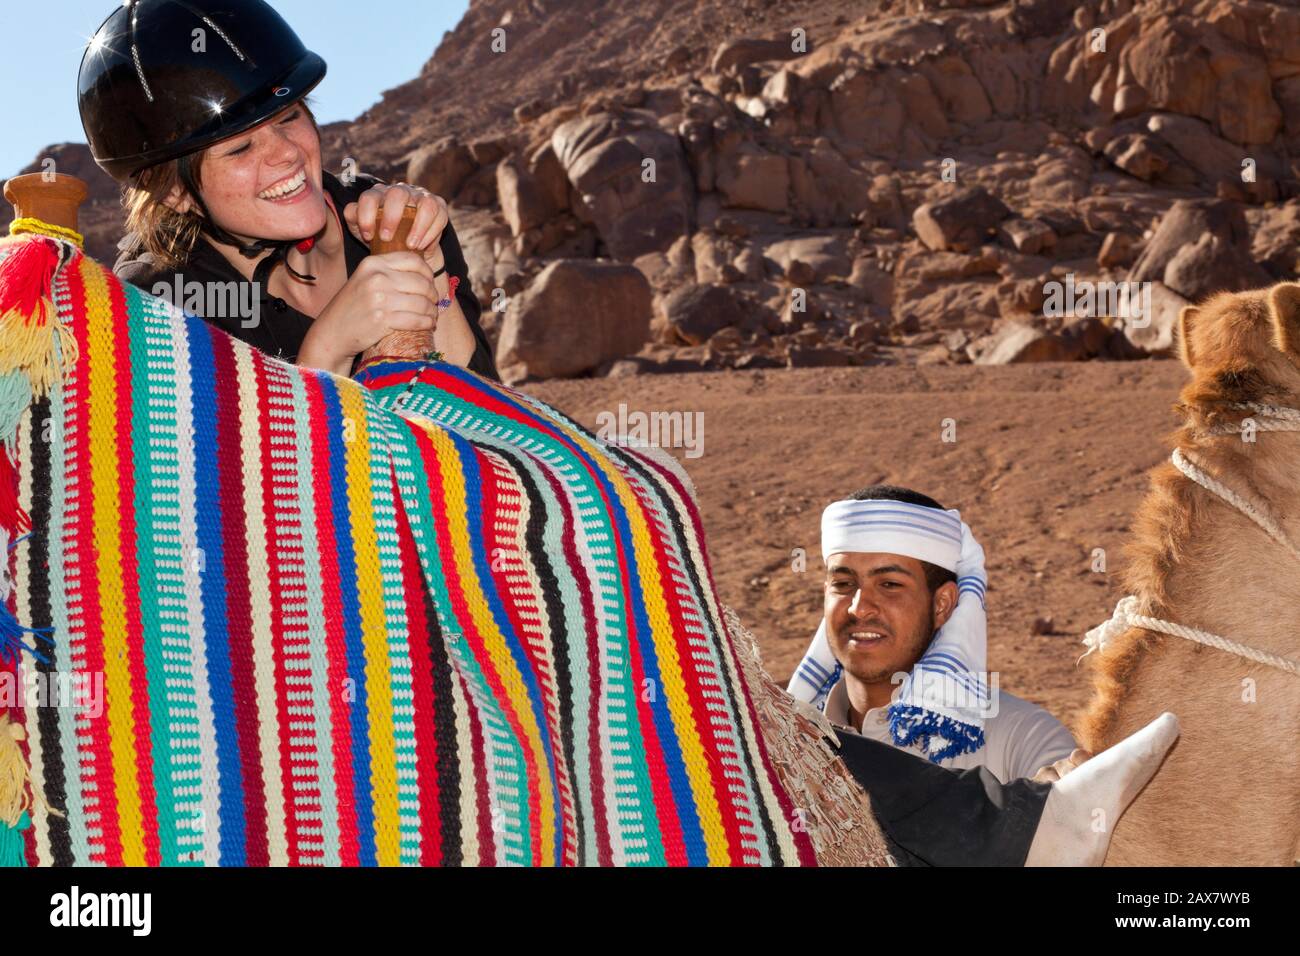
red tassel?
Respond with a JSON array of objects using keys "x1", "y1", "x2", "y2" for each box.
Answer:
[
  {"x1": 0, "y1": 236, "x2": 75, "y2": 398},
  {"x1": 0, "y1": 447, "x2": 29, "y2": 540},
  {"x1": 0, "y1": 238, "x2": 58, "y2": 329}
]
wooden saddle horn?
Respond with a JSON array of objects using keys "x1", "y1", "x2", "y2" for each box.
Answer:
[{"x1": 4, "y1": 173, "x2": 88, "y2": 233}]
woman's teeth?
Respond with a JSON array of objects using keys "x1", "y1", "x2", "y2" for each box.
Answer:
[{"x1": 260, "y1": 170, "x2": 306, "y2": 200}]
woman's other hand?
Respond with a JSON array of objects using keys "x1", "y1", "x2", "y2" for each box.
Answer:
[
  {"x1": 297, "y1": 251, "x2": 437, "y2": 375},
  {"x1": 344, "y1": 182, "x2": 448, "y2": 267}
]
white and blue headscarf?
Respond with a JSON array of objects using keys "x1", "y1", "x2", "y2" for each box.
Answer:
[{"x1": 786, "y1": 498, "x2": 990, "y2": 763}]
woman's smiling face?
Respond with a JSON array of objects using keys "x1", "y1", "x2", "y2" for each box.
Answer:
[{"x1": 170, "y1": 102, "x2": 327, "y2": 244}]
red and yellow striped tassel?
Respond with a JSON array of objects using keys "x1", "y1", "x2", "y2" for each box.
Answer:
[{"x1": 0, "y1": 235, "x2": 79, "y2": 400}]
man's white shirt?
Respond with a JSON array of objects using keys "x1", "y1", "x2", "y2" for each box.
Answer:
[{"x1": 822, "y1": 679, "x2": 1078, "y2": 782}]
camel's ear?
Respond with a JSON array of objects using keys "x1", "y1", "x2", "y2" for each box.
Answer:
[
  {"x1": 1267, "y1": 282, "x2": 1300, "y2": 362},
  {"x1": 1177, "y1": 305, "x2": 1200, "y2": 370}
]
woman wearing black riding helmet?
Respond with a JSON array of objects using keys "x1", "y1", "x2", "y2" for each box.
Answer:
[{"x1": 79, "y1": 0, "x2": 498, "y2": 379}]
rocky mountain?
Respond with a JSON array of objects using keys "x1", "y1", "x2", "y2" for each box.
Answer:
[{"x1": 8, "y1": 0, "x2": 1300, "y2": 379}]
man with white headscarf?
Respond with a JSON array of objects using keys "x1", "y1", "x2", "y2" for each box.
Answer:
[
  {"x1": 768, "y1": 484, "x2": 1173, "y2": 866},
  {"x1": 787, "y1": 485, "x2": 1078, "y2": 783}
]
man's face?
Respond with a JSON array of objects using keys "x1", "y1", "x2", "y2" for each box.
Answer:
[{"x1": 824, "y1": 552, "x2": 951, "y2": 685}]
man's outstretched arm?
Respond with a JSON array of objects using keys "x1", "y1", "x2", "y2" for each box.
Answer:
[{"x1": 832, "y1": 713, "x2": 1180, "y2": 866}]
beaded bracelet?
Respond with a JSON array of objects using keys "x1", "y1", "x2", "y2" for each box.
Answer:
[{"x1": 436, "y1": 274, "x2": 460, "y2": 310}]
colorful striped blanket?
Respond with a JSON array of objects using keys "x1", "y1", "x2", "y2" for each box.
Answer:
[{"x1": 0, "y1": 230, "x2": 888, "y2": 866}]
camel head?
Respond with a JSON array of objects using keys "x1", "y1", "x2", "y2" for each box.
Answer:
[{"x1": 1177, "y1": 283, "x2": 1300, "y2": 408}]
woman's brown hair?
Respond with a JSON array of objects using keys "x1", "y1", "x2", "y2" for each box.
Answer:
[{"x1": 121, "y1": 98, "x2": 321, "y2": 271}]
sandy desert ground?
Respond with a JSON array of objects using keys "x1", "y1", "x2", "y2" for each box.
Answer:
[{"x1": 527, "y1": 359, "x2": 1190, "y2": 738}]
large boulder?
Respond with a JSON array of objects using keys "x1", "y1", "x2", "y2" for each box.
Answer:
[
  {"x1": 663, "y1": 283, "x2": 751, "y2": 345},
  {"x1": 406, "y1": 136, "x2": 478, "y2": 198},
  {"x1": 972, "y1": 321, "x2": 1069, "y2": 364},
  {"x1": 1211, "y1": 54, "x2": 1281, "y2": 146},
  {"x1": 1249, "y1": 200, "x2": 1300, "y2": 277},
  {"x1": 827, "y1": 68, "x2": 908, "y2": 158},
  {"x1": 551, "y1": 113, "x2": 694, "y2": 260},
  {"x1": 1120, "y1": 15, "x2": 1280, "y2": 145},
  {"x1": 715, "y1": 144, "x2": 790, "y2": 213},
  {"x1": 895, "y1": 276, "x2": 1001, "y2": 329},
  {"x1": 913, "y1": 187, "x2": 1011, "y2": 252},
  {"x1": 920, "y1": 54, "x2": 992, "y2": 126},
  {"x1": 496, "y1": 260, "x2": 653, "y2": 383},
  {"x1": 496, "y1": 144, "x2": 569, "y2": 236},
  {"x1": 1163, "y1": 233, "x2": 1265, "y2": 303},
  {"x1": 788, "y1": 142, "x2": 873, "y2": 225},
  {"x1": 1146, "y1": 114, "x2": 1251, "y2": 185},
  {"x1": 1121, "y1": 17, "x2": 1219, "y2": 123},
  {"x1": 1128, "y1": 199, "x2": 1270, "y2": 301}
]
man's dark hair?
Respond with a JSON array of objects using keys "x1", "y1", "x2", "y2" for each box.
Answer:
[{"x1": 846, "y1": 485, "x2": 958, "y2": 593}]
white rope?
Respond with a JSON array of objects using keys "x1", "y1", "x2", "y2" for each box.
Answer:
[
  {"x1": 1084, "y1": 596, "x2": 1300, "y2": 676},
  {"x1": 1207, "y1": 401, "x2": 1300, "y2": 435},
  {"x1": 1170, "y1": 448, "x2": 1300, "y2": 560},
  {"x1": 1235, "y1": 401, "x2": 1300, "y2": 423},
  {"x1": 1083, "y1": 403, "x2": 1300, "y2": 678},
  {"x1": 1209, "y1": 418, "x2": 1300, "y2": 434}
]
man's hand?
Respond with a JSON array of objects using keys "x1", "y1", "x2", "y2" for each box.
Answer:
[{"x1": 1032, "y1": 748, "x2": 1094, "y2": 783}]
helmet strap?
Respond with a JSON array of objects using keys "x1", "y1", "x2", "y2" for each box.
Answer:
[{"x1": 178, "y1": 153, "x2": 284, "y2": 260}]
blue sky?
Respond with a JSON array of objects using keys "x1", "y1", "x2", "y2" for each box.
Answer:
[{"x1": 0, "y1": 0, "x2": 470, "y2": 178}]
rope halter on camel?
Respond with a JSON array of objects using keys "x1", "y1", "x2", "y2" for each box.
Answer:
[{"x1": 1084, "y1": 402, "x2": 1300, "y2": 678}]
